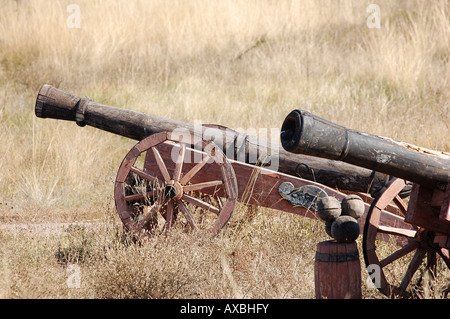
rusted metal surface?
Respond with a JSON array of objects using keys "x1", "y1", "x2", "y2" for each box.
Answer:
[{"x1": 278, "y1": 182, "x2": 327, "y2": 211}]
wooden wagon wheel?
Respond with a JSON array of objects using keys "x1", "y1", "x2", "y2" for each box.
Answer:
[
  {"x1": 363, "y1": 178, "x2": 450, "y2": 298},
  {"x1": 114, "y1": 131, "x2": 237, "y2": 239}
]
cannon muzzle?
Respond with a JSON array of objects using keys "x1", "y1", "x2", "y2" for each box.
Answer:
[
  {"x1": 281, "y1": 109, "x2": 450, "y2": 190},
  {"x1": 35, "y1": 84, "x2": 197, "y2": 141},
  {"x1": 36, "y1": 84, "x2": 83, "y2": 122}
]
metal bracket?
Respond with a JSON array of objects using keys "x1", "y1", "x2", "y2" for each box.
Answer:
[{"x1": 278, "y1": 182, "x2": 327, "y2": 211}]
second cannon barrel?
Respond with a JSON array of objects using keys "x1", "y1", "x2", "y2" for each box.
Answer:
[{"x1": 280, "y1": 109, "x2": 450, "y2": 190}]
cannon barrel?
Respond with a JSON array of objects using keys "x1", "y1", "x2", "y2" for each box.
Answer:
[
  {"x1": 36, "y1": 85, "x2": 393, "y2": 195},
  {"x1": 281, "y1": 109, "x2": 450, "y2": 190}
]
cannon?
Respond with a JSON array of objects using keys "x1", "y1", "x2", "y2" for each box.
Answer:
[
  {"x1": 35, "y1": 85, "x2": 391, "y2": 196},
  {"x1": 35, "y1": 85, "x2": 405, "y2": 240},
  {"x1": 281, "y1": 109, "x2": 450, "y2": 298}
]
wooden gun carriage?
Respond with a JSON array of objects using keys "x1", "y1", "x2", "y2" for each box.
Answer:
[
  {"x1": 35, "y1": 85, "x2": 392, "y2": 228},
  {"x1": 35, "y1": 85, "x2": 446, "y2": 298},
  {"x1": 281, "y1": 109, "x2": 450, "y2": 297}
]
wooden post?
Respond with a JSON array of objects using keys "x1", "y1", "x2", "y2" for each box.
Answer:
[{"x1": 314, "y1": 240, "x2": 362, "y2": 299}]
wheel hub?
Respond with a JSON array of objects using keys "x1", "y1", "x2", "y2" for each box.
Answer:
[
  {"x1": 417, "y1": 229, "x2": 442, "y2": 250},
  {"x1": 164, "y1": 180, "x2": 183, "y2": 201}
]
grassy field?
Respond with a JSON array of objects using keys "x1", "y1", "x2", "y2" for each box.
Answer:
[{"x1": 0, "y1": 0, "x2": 449, "y2": 299}]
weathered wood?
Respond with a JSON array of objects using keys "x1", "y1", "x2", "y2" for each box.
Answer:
[
  {"x1": 314, "y1": 240, "x2": 362, "y2": 299},
  {"x1": 281, "y1": 109, "x2": 450, "y2": 191},
  {"x1": 405, "y1": 184, "x2": 450, "y2": 234},
  {"x1": 363, "y1": 177, "x2": 450, "y2": 298},
  {"x1": 144, "y1": 141, "x2": 409, "y2": 229},
  {"x1": 35, "y1": 84, "x2": 391, "y2": 195},
  {"x1": 114, "y1": 132, "x2": 237, "y2": 236}
]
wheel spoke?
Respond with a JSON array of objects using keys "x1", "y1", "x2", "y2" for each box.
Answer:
[
  {"x1": 130, "y1": 166, "x2": 160, "y2": 184},
  {"x1": 380, "y1": 241, "x2": 419, "y2": 268},
  {"x1": 173, "y1": 143, "x2": 186, "y2": 181},
  {"x1": 399, "y1": 248, "x2": 426, "y2": 291},
  {"x1": 178, "y1": 200, "x2": 197, "y2": 230},
  {"x1": 179, "y1": 155, "x2": 210, "y2": 185},
  {"x1": 361, "y1": 178, "x2": 450, "y2": 298},
  {"x1": 125, "y1": 190, "x2": 157, "y2": 202},
  {"x1": 376, "y1": 179, "x2": 408, "y2": 209},
  {"x1": 393, "y1": 195, "x2": 408, "y2": 216},
  {"x1": 183, "y1": 180, "x2": 223, "y2": 192},
  {"x1": 152, "y1": 147, "x2": 171, "y2": 181},
  {"x1": 116, "y1": 132, "x2": 237, "y2": 241},
  {"x1": 437, "y1": 248, "x2": 450, "y2": 269},
  {"x1": 377, "y1": 225, "x2": 417, "y2": 239},
  {"x1": 426, "y1": 251, "x2": 438, "y2": 278},
  {"x1": 182, "y1": 193, "x2": 220, "y2": 215}
]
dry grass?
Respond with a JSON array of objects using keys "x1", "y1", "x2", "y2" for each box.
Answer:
[
  {"x1": 0, "y1": 204, "x2": 326, "y2": 299},
  {"x1": 0, "y1": 0, "x2": 449, "y2": 299}
]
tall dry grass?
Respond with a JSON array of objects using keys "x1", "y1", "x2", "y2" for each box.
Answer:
[{"x1": 0, "y1": 0, "x2": 449, "y2": 299}]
